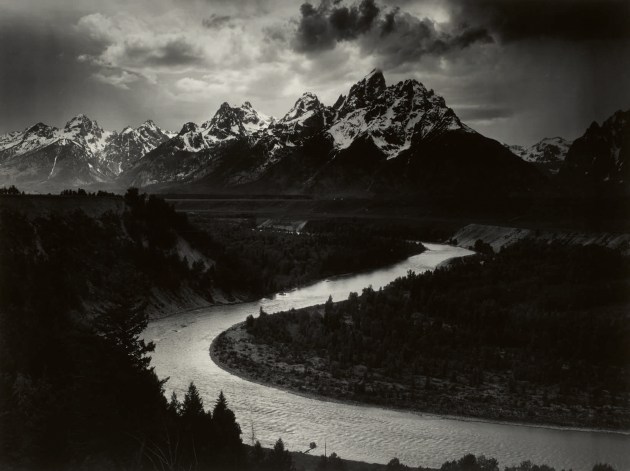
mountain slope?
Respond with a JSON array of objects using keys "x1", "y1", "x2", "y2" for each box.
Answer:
[{"x1": 559, "y1": 110, "x2": 629, "y2": 187}]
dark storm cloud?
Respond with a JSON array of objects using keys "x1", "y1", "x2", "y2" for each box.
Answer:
[
  {"x1": 291, "y1": 0, "x2": 493, "y2": 65},
  {"x1": 451, "y1": 0, "x2": 630, "y2": 42},
  {"x1": 293, "y1": 0, "x2": 381, "y2": 52},
  {"x1": 202, "y1": 14, "x2": 232, "y2": 29},
  {"x1": 367, "y1": 9, "x2": 493, "y2": 63}
]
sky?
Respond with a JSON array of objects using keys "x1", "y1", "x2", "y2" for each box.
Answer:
[{"x1": 0, "y1": 0, "x2": 629, "y2": 145}]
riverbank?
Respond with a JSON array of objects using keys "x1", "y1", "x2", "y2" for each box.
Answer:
[{"x1": 210, "y1": 310, "x2": 630, "y2": 433}]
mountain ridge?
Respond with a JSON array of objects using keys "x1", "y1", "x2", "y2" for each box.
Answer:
[{"x1": 0, "y1": 70, "x2": 557, "y2": 197}]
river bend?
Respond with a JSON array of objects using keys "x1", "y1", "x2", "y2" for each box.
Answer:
[{"x1": 143, "y1": 243, "x2": 629, "y2": 470}]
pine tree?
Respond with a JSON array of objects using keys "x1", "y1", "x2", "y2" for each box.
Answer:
[
  {"x1": 211, "y1": 391, "x2": 243, "y2": 469},
  {"x1": 167, "y1": 392, "x2": 181, "y2": 416},
  {"x1": 95, "y1": 296, "x2": 153, "y2": 369},
  {"x1": 267, "y1": 438, "x2": 293, "y2": 471},
  {"x1": 181, "y1": 382, "x2": 204, "y2": 421},
  {"x1": 250, "y1": 440, "x2": 265, "y2": 469}
]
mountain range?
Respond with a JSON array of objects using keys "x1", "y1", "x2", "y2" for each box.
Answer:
[
  {"x1": 0, "y1": 70, "x2": 627, "y2": 197},
  {"x1": 506, "y1": 137, "x2": 572, "y2": 175},
  {"x1": 0, "y1": 116, "x2": 173, "y2": 190}
]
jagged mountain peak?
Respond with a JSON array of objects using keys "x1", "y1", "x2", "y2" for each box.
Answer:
[
  {"x1": 395, "y1": 78, "x2": 430, "y2": 98},
  {"x1": 279, "y1": 92, "x2": 324, "y2": 124},
  {"x1": 603, "y1": 109, "x2": 629, "y2": 129},
  {"x1": 140, "y1": 119, "x2": 158, "y2": 130},
  {"x1": 217, "y1": 101, "x2": 232, "y2": 111},
  {"x1": 26, "y1": 122, "x2": 56, "y2": 136},
  {"x1": 202, "y1": 100, "x2": 272, "y2": 138},
  {"x1": 64, "y1": 114, "x2": 101, "y2": 131},
  {"x1": 328, "y1": 69, "x2": 469, "y2": 159},
  {"x1": 364, "y1": 68, "x2": 386, "y2": 87},
  {"x1": 560, "y1": 108, "x2": 629, "y2": 185},
  {"x1": 179, "y1": 122, "x2": 200, "y2": 135},
  {"x1": 508, "y1": 136, "x2": 572, "y2": 175},
  {"x1": 337, "y1": 69, "x2": 387, "y2": 117},
  {"x1": 333, "y1": 94, "x2": 346, "y2": 110},
  {"x1": 355, "y1": 68, "x2": 386, "y2": 96}
]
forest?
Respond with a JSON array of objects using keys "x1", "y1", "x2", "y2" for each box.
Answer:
[
  {"x1": 187, "y1": 215, "x2": 424, "y2": 297},
  {"x1": 0, "y1": 189, "x2": 423, "y2": 469},
  {"x1": 221, "y1": 240, "x2": 630, "y2": 429}
]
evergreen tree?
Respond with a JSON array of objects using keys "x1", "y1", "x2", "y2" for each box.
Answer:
[
  {"x1": 181, "y1": 382, "x2": 204, "y2": 421},
  {"x1": 95, "y1": 295, "x2": 153, "y2": 369},
  {"x1": 211, "y1": 391, "x2": 243, "y2": 469},
  {"x1": 266, "y1": 438, "x2": 293, "y2": 471},
  {"x1": 250, "y1": 440, "x2": 265, "y2": 469}
]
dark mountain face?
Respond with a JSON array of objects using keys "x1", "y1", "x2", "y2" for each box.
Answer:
[
  {"x1": 335, "y1": 69, "x2": 387, "y2": 119},
  {"x1": 560, "y1": 110, "x2": 630, "y2": 188}
]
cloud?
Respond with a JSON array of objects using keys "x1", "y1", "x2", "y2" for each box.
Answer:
[
  {"x1": 294, "y1": 0, "x2": 381, "y2": 52},
  {"x1": 290, "y1": 0, "x2": 493, "y2": 67},
  {"x1": 449, "y1": 0, "x2": 630, "y2": 42},
  {"x1": 123, "y1": 36, "x2": 203, "y2": 67},
  {"x1": 202, "y1": 14, "x2": 233, "y2": 29},
  {"x1": 92, "y1": 70, "x2": 140, "y2": 90},
  {"x1": 77, "y1": 14, "x2": 205, "y2": 71},
  {"x1": 175, "y1": 77, "x2": 211, "y2": 93},
  {"x1": 362, "y1": 9, "x2": 493, "y2": 68}
]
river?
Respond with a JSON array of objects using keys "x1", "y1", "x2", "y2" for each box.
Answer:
[{"x1": 143, "y1": 243, "x2": 630, "y2": 470}]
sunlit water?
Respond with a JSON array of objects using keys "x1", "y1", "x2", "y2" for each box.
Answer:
[{"x1": 143, "y1": 243, "x2": 630, "y2": 470}]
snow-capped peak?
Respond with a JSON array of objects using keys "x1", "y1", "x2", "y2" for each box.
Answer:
[
  {"x1": 506, "y1": 136, "x2": 571, "y2": 174},
  {"x1": 279, "y1": 92, "x2": 323, "y2": 125},
  {"x1": 336, "y1": 69, "x2": 387, "y2": 118},
  {"x1": 201, "y1": 101, "x2": 272, "y2": 139},
  {"x1": 26, "y1": 122, "x2": 56, "y2": 137},
  {"x1": 140, "y1": 119, "x2": 159, "y2": 131},
  {"x1": 64, "y1": 114, "x2": 101, "y2": 132},
  {"x1": 240, "y1": 101, "x2": 273, "y2": 132},
  {"x1": 327, "y1": 70, "x2": 468, "y2": 159}
]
